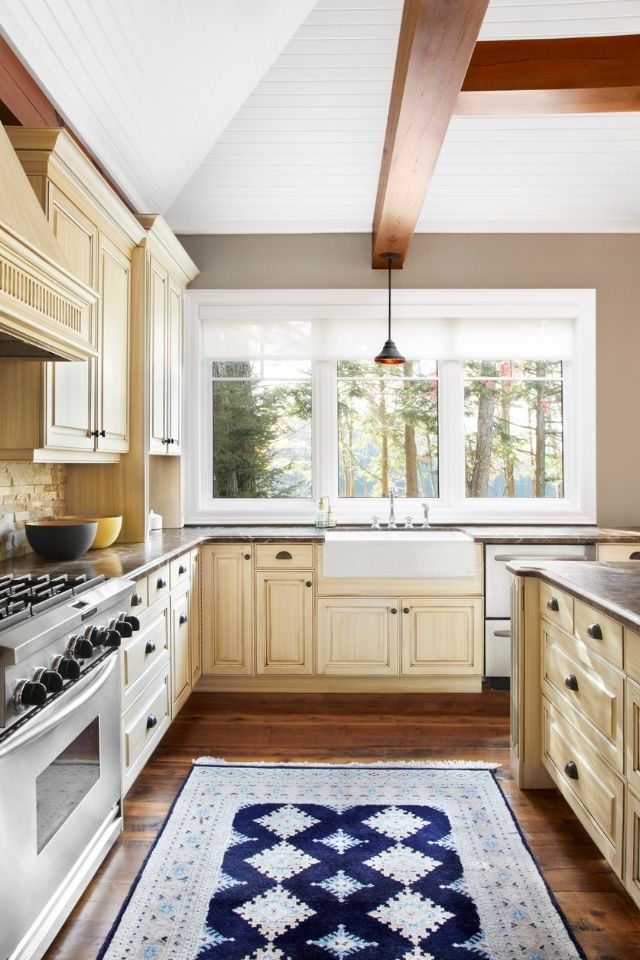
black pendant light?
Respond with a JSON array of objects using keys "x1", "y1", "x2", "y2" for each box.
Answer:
[{"x1": 375, "y1": 251, "x2": 405, "y2": 364}]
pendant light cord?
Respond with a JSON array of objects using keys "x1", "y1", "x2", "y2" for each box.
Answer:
[{"x1": 387, "y1": 257, "x2": 392, "y2": 341}]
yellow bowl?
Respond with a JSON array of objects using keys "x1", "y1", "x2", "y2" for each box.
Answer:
[{"x1": 61, "y1": 515, "x2": 123, "y2": 549}]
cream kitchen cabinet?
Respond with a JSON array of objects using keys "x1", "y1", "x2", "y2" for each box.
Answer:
[
  {"x1": 147, "y1": 258, "x2": 183, "y2": 455},
  {"x1": 2, "y1": 128, "x2": 144, "y2": 462},
  {"x1": 201, "y1": 544, "x2": 254, "y2": 675},
  {"x1": 401, "y1": 598, "x2": 483, "y2": 676},
  {"x1": 317, "y1": 598, "x2": 399, "y2": 675},
  {"x1": 170, "y1": 585, "x2": 191, "y2": 718},
  {"x1": 256, "y1": 571, "x2": 314, "y2": 674},
  {"x1": 190, "y1": 549, "x2": 202, "y2": 685}
]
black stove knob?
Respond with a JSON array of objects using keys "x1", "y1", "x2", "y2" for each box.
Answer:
[
  {"x1": 14, "y1": 679, "x2": 47, "y2": 710},
  {"x1": 69, "y1": 635, "x2": 94, "y2": 659},
  {"x1": 97, "y1": 627, "x2": 122, "y2": 649},
  {"x1": 58, "y1": 657, "x2": 81, "y2": 681},
  {"x1": 123, "y1": 615, "x2": 140, "y2": 632},
  {"x1": 85, "y1": 625, "x2": 99, "y2": 642},
  {"x1": 33, "y1": 668, "x2": 64, "y2": 694},
  {"x1": 113, "y1": 620, "x2": 133, "y2": 639}
]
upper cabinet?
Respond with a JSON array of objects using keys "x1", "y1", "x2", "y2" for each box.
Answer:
[
  {"x1": 136, "y1": 216, "x2": 198, "y2": 457},
  {"x1": 1, "y1": 128, "x2": 145, "y2": 462}
]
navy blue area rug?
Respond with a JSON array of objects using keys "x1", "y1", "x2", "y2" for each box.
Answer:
[{"x1": 98, "y1": 760, "x2": 585, "y2": 960}]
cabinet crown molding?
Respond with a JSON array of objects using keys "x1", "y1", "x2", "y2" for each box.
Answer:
[{"x1": 137, "y1": 215, "x2": 199, "y2": 287}]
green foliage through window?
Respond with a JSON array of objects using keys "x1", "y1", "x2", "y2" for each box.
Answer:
[
  {"x1": 337, "y1": 361, "x2": 438, "y2": 498},
  {"x1": 212, "y1": 361, "x2": 312, "y2": 498},
  {"x1": 464, "y1": 361, "x2": 563, "y2": 499}
]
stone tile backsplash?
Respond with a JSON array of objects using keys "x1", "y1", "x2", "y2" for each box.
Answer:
[{"x1": 0, "y1": 461, "x2": 67, "y2": 560}]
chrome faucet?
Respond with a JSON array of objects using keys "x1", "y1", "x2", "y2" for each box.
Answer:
[{"x1": 388, "y1": 488, "x2": 396, "y2": 528}]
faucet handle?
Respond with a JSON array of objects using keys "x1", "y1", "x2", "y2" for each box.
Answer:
[
  {"x1": 421, "y1": 502, "x2": 430, "y2": 527},
  {"x1": 371, "y1": 515, "x2": 380, "y2": 529}
]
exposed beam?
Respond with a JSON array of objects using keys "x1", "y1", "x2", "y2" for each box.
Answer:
[
  {"x1": 458, "y1": 34, "x2": 640, "y2": 115},
  {"x1": 0, "y1": 37, "x2": 60, "y2": 126},
  {"x1": 372, "y1": 0, "x2": 490, "y2": 269}
]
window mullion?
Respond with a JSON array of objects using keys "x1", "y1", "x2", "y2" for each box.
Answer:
[
  {"x1": 438, "y1": 360, "x2": 465, "y2": 512},
  {"x1": 313, "y1": 362, "x2": 337, "y2": 503}
]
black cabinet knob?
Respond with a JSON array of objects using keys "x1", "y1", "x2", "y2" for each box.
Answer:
[
  {"x1": 99, "y1": 429, "x2": 106, "y2": 438},
  {"x1": 390, "y1": 608, "x2": 398, "y2": 615},
  {"x1": 179, "y1": 613, "x2": 188, "y2": 625},
  {"x1": 244, "y1": 553, "x2": 251, "y2": 560},
  {"x1": 564, "y1": 760, "x2": 579, "y2": 780},
  {"x1": 145, "y1": 641, "x2": 156, "y2": 655},
  {"x1": 169, "y1": 438, "x2": 175, "y2": 444},
  {"x1": 131, "y1": 593, "x2": 143, "y2": 607},
  {"x1": 547, "y1": 597, "x2": 560, "y2": 611},
  {"x1": 157, "y1": 577, "x2": 167, "y2": 589},
  {"x1": 91, "y1": 429, "x2": 99, "y2": 438},
  {"x1": 564, "y1": 674, "x2": 579, "y2": 692},
  {"x1": 586, "y1": 623, "x2": 603, "y2": 640},
  {"x1": 146, "y1": 714, "x2": 158, "y2": 730},
  {"x1": 305, "y1": 581, "x2": 312, "y2": 588},
  {"x1": 56, "y1": 657, "x2": 81, "y2": 681},
  {"x1": 178, "y1": 564, "x2": 187, "y2": 575},
  {"x1": 403, "y1": 607, "x2": 410, "y2": 614}
]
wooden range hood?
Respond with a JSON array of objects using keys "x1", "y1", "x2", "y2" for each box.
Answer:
[{"x1": 0, "y1": 122, "x2": 97, "y2": 360}]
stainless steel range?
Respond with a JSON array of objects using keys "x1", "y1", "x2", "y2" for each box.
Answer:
[{"x1": 0, "y1": 571, "x2": 138, "y2": 960}]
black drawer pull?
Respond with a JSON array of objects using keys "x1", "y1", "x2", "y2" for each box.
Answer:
[
  {"x1": 146, "y1": 714, "x2": 158, "y2": 730},
  {"x1": 179, "y1": 614, "x2": 188, "y2": 625},
  {"x1": 157, "y1": 577, "x2": 167, "y2": 589},
  {"x1": 564, "y1": 760, "x2": 579, "y2": 780},
  {"x1": 131, "y1": 593, "x2": 143, "y2": 607},
  {"x1": 276, "y1": 550, "x2": 293, "y2": 560},
  {"x1": 630, "y1": 551, "x2": 640, "y2": 560},
  {"x1": 564, "y1": 674, "x2": 579, "y2": 692},
  {"x1": 145, "y1": 641, "x2": 156, "y2": 655},
  {"x1": 178, "y1": 564, "x2": 187, "y2": 575},
  {"x1": 586, "y1": 623, "x2": 603, "y2": 640},
  {"x1": 403, "y1": 607, "x2": 410, "y2": 614},
  {"x1": 244, "y1": 553, "x2": 251, "y2": 560},
  {"x1": 390, "y1": 608, "x2": 398, "y2": 615},
  {"x1": 305, "y1": 581, "x2": 312, "y2": 588},
  {"x1": 547, "y1": 597, "x2": 559, "y2": 612}
]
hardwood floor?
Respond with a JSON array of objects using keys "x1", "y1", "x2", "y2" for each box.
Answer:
[{"x1": 45, "y1": 688, "x2": 640, "y2": 960}]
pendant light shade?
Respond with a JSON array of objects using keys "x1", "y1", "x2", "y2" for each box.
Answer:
[{"x1": 375, "y1": 252, "x2": 405, "y2": 365}]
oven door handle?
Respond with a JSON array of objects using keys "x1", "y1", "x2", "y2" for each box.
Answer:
[
  {"x1": 0, "y1": 655, "x2": 118, "y2": 757},
  {"x1": 493, "y1": 554, "x2": 588, "y2": 563}
]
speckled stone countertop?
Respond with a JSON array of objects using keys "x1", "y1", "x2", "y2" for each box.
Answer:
[
  {"x1": 507, "y1": 560, "x2": 640, "y2": 633},
  {"x1": 1, "y1": 524, "x2": 639, "y2": 582}
]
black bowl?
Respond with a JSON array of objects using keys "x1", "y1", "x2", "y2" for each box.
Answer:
[{"x1": 25, "y1": 520, "x2": 98, "y2": 561}]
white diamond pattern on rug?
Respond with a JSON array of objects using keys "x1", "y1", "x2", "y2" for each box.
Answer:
[
  {"x1": 307, "y1": 923, "x2": 378, "y2": 958},
  {"x1": 310, "y1": 870, "x2": 373, "y2": 903},
  {"x1": 234, "y1": 883, "x2": 315, "y2": 940},
  {"x1": 365, "y1": 842, "x2": 441, "y2": 885},
  {"x1": 229, "y1": 828, "x2": 257, "y2": 848},
  {"x1": 255, "y1": 804, "x2": 319, "y2": 839},
  {"x1": 369, "y1": 889, "x2": 454, "y2": 943},
  {"x1": 216, "y1": 871, "x2": 247, "y2": 892},
  {"x1": 196, "y1": 923, "x2": 234, "y2": 954},
  {"x1": 396, "y1": 949, "x2": 436, "y2": 960},
  {"x1": 240, "y1": 948, "x2": 291, "y2": 960},
  {"x1": 314, "y1": 829, "x2": 365, "y2": 855},
  {"x1": 246, "y1": 840, "x2": 318, "y2": 882},
  {"x1": 363, "y1": 807, "x2": 428, "y2": 841}
]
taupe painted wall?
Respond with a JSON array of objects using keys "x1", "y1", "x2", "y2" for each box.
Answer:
[{"x1": 179, "y1": 233, "x2": 640, "y2": 527}]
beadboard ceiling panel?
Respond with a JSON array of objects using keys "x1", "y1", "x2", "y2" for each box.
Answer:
[
  {"x1": 0, "y1": 0, "x2": 317, "y2": 213},
  {"x1": 167, "y1": 0, "x2": 640, "y2": 234}
]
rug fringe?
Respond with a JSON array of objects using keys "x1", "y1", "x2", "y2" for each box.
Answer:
[{"x1": 193, "y1": 757, "x2": 500, "y2": 769}]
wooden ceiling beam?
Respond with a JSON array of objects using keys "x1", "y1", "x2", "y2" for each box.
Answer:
[
  {"x1": 371, "y1": 0, "x2": 490, "y2": 269},
  {"x1": 458, "y1": 34, "x2": 640, "y2": 115},
  {"x1": 0, "y1": 37, "x2": 60, "y2": 126}
]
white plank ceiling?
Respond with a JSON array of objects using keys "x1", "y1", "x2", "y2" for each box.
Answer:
[{"x1": 2, "y1": 0, "x2": 640, "y2": 232}]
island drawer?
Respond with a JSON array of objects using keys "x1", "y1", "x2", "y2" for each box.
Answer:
[
  {"x1": 574, "y1": 600, "x2": 623, "y2": 669},
  {"x1": 539, "y1": 583, "x2": 573, "y2": 634},
  {"x1": 543, "y1": 697, "x2": 623, "y2": 875},
  {"x1": 597, "y1": 544, "x2": 640, "y2": 562},
  {"x1": 255, "y1": 544, "x2": 314, "y2": 569},
  {"x1": 170, "y1": 553, "x2": 191, "y2": 589},
  {"x1": 122, "y1": 605, "x2": 170, "y2": 700},
  {"x1": 148, "y1": 563, "x2": 170, "y2": 607},
  {"x1": 128, "y1": 576, "x2": 148, "y2": 613},
  {"x1": 123, "y1": 667, "x2": 170, "y2": 771}
]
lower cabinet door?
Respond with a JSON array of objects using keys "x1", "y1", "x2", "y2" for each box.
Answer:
[
  {"x1": 317, "y1": 598, "x2": 399, "y2": 675},
  {"x1": 201, "y1": 544, "x2": 254, "y2": 675},
  {"x1": 626, "y1": 786, "x2": 640, "y2": 908},
  {"x1": 171, "y1": 589, "x2": 191, "y2": 717},
  {"x1": 401, "y1": 598, "x2": 483, "y2": 675},
  {"x1": 256, "y1": 571, "x2": 313, "y2": 674},
  {"x1": 190, "y1": 550, "x2": 202, "y2": 685}
]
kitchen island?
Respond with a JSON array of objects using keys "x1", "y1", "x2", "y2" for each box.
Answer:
[{"x1": 507, "y1": 558, "x2": 640, "y2": 909}]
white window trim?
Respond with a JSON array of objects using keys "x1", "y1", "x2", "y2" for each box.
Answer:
[{"x1": 184, "y1": 288, "x2": 596, "y2": 525}]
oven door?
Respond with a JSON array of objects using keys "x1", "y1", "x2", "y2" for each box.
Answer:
[{"x1": 0, "y1": 654, "x2": 122, "y2": 960}]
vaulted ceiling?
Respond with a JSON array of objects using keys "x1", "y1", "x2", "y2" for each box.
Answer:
[{"x1": 2, "y1": 0, "x2": 640, "y2": 234}]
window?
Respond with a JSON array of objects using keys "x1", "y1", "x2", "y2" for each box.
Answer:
[
  {"x1": 337, "y1": 361, "x2": 438, "y2": 498},
  {"x1": 212, "y1": 361, "x2": 312, "y2": 498},
  {"x1": 464, "y1": 361, "x2": 563, "y2": 498},
  {"x1": 186, "y1": 289, "x2": 595, "y2": 524}
]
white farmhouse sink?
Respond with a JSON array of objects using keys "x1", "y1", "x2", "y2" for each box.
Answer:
[{"x1": 322, "y1": 529, "x2": 477, "y2": 579}]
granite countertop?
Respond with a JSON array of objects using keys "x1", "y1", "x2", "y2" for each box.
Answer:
[
  {"x1": 2, "y1": 524, "x2": 639, "y2": 583},
  {"x1": 507, "y1": 560, "x2": 640, "y2": 633}
]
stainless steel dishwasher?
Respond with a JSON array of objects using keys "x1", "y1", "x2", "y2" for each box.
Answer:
[{"x1": 484, "y1": 542, "x2": 589, "y2": 686}]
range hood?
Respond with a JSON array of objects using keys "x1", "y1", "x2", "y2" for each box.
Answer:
[{"x1": 0, "y1": 122, "x2": 97, "y2": 360}]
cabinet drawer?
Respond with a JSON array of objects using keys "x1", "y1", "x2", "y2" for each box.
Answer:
[
  {"x1": 148, "y1": 563, "x2": 170, "y2": 607},
  {"x1": 122, "y1": 606, "x2": 169, "y2": 693},
  {"x1": 626, "y1": 629, "x2": 640, "y2": 685},
  {"x1": 539, "y1": 583, "x2": 573, "y2": 633},
  {"x1": 170, "y1": 553, "x2": 190, "y2": 589},
  {"x1": 574, "y1": 600, "x2": 623, "y2": 669},
  {"x1": 597, "y1": 543, "x2": 640, "y2": 562},
  {"x1": 255, "y1": 543, "x2": 314, "y2": 569},
  {"x1": 128, "y1": 577, "x2": 148, "y2": 613},
  {"x1": 123, "y1": 671, "x2": 170, "y2": 769},
  {"x1": 542, "y1": 625, "x2": 623, "y2": 770},
  {"x1": 543, "y1": 697, "x2": 623, "y2": 874}
]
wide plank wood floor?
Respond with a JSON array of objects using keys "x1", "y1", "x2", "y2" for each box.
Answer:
[{"x1": 45, "y1": 688, "x2": 640, "y2": 960}]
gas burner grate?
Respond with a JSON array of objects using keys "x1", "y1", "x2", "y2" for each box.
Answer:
[{"x1": 0, "y1": 572, "x2": 106, "y2": 631}]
